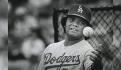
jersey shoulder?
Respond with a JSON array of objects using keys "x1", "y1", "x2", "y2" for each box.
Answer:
[{"x1": 43, "y1": 40, "x2": 65, "y2": 53}]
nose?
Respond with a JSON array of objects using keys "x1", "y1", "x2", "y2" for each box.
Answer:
[{"x1": 71, "y1": 23, "x2": 78, "y2": 27}]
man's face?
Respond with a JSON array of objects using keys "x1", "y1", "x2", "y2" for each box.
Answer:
[{"x1": 65, "y1": 16, "x2": 87, "y2": 38}]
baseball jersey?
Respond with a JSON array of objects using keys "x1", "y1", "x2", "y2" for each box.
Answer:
[{"x1": 38, "y1": 40, "x2": 95, "y2": 70}]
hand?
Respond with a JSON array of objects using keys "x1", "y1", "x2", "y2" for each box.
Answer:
[
  {"x1": 89, "y1": 50, "x2": 103, "y2": 70},
  {"x1": 90, "y1": 50, "x2": 102, "y2": 62}
]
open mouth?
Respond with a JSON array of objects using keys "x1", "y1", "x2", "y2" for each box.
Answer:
[{"x1": 70, "y1": 28, "x2": 78, "y2": 32}]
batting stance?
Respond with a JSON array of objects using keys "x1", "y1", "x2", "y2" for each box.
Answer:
[{"x1": 38, "y1": 4, "x2": 102, "y2": 70}]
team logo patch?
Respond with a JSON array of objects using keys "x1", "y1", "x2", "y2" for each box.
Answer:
[
  {"x1": 77, "y1": 5, "x2": 83, "y2": 13},
  {"x1": 44, "y1": 53, "x2": 80, "y2": 70}
]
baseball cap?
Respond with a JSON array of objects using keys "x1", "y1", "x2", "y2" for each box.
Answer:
[{"x1": 67, "y1": 4, "x2": 92, "y2": 26}]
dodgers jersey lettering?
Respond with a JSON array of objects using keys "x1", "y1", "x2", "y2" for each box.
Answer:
[{"x1": 38, "y1": 40, "x2": 95, "y2": 70}]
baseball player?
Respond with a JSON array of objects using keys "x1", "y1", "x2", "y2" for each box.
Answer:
[{"x1": 38, "y1": 4, "x2": 102, "y2": 70}]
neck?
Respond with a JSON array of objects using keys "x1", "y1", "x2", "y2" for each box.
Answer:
[{"x1": 64, "y1": 35, "x2": 84, "y2": 46}]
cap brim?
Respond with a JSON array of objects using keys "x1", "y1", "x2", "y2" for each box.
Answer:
[
  {"x1": 68, "y1": 14, "x2": 87, "y2": 21},
  {"x1": 67, "y1": 14, "x2": 92, "y2": 27}
]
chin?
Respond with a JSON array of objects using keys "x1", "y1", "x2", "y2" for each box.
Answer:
[
  {"x1": 68, "y1": 32, "x2": 81, "y2": 38},
  {"x1": 69, "y1": 35, "x2": 82, "y2": 40}
]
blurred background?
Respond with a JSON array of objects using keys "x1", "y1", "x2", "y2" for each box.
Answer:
[
  {"x1": 0, "y1": 0, "x2": 8, "y2": 70},
  {"x1": 7, "y1": 0, "x2": 121, "y2": 70}
]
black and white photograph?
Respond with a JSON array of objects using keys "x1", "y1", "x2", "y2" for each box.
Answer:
[
  {"x1": 7, "y1": 0, "x2": 121, "y2": 70},
  {"x1": 0, "y1": 0, "x2": 8, "y2": 70}
]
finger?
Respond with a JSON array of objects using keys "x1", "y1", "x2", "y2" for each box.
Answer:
[
  {"x1": 90, "y1": 55, "x2": 96, "y2": 62},
  {"x1": 89, "y1": 53, "x2": 102, "y2": 62},
  {"x1": 92, "y1": 51, "x2": 99, "y2": 55},
  {"x1": 92, "y1": 50, "x2": 101, "y2": 58},
  {"x1": 89, "y1": 54, "x2": 98, "y2": 62}
]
